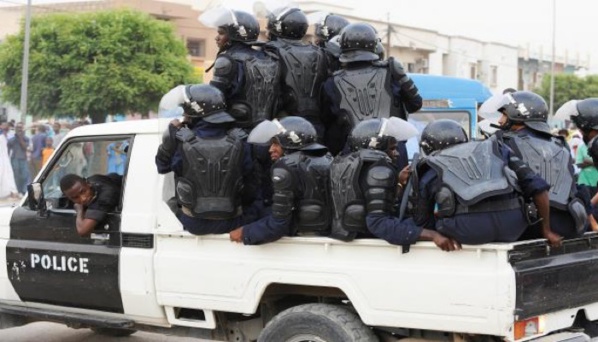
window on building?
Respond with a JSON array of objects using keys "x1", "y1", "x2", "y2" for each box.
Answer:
[
  {"x1": 490, "y1": 65, "x2": 498, "y2": 87},
  {"x1": 187, "y1": 39, "x2": 205, "y2": 57},
  {"x1": 407, "y1": 63, "x2": 416, "y2": 73},
  {"x1": 469, "y1": 63, "x2": 477, "y2": 79}
]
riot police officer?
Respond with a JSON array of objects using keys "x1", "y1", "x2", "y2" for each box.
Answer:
[
  {"x1": 329, "y1": 117, "x2": 459, "y2": 251},
  {"x1": 264, "y1": 7, "x2": 328, "y2": 138},
  {"x1": 483, "y1": 91, "x2": 589, "y2": 239},
  {"x1": 229, "y1": 116, "x2": 333, "y2": 245},
  {"x1": 155, "y1": 84, "x2": 257, "y2": 235},
  {"x1": 310, "y1": 12, "x2": 350, "y2": 75},
  {"x1": 200, "y1": 8, "x2": 281, "y2": 129},
  {"x1": 410, "y1": 119, "x2": 560, "y2": 246},
  {"x1": 322, "y1": 22, "x2": 422, "y2": 158}
]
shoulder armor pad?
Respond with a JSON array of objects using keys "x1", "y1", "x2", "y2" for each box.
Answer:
[
  {"x1": 272, "y1": 166, "x2": 294, "y2": 190},
  {"x1": 214, "y1": 55, "x2": 235, "y2": 76},
  {"x1": 388, "y1": 57, "x2": 407, "y2": 78},
  {"x1": 365, "y1": 164, "x2": 395, "y2": 188}
]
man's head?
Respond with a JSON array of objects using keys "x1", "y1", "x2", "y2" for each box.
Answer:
[
  {"x1": 314, "y1": 13, "x2": 349, "y2": 45},
  {"x1": 45, "y1": 137, "x2": 53, "y2": 147},
  {"x1": 564, "y1": 98, "x2": 598, "y2": 143},
  {"x1": 349, "y1": 117, "x2": 417, "y2": 157},
  {"x1": 37, "y1": 124, "x2": 47, "y2": 134},
  {"x1": 0, "y1": 122, "x2": 7, "y2": 134},
  {"x1": 497, "y1": 91, "x2": 550, "y2": 134},
  {"x1": 338, "y1": 23, "x2": 380, "y2": 64},
  {"x1": 15, "y1": 122, "x2": 24, "y2": 135},
  {"x1": 269, "y1": 138, "x2": 284, "y2": 161},
  {"x1": 199, "y1": 9, "x2": 259, "y2": 50},
  {"x1": 267, "y1": 7, "x2": 308, "y2": 40},
  {"x1": 420, "y1": 119, "x2": 468, "y2": 155},
  {"x1": 248, "y1": 116, "x2": 326, "y2": 153},
  {"x1": 159, "y1": 84, "x2": 235, "y2": 126},
  {"x1": 60, "y1": 174, "x2": 94, "y2": 206},
  {"x1": 53, "y1": 122, "x2": 61, "y2": 134}
]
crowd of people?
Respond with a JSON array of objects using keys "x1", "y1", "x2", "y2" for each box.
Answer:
[
  {"x1": 0, "y1": 120, "x2": 82, "y2": 200},
  {"x1": 47, "y1": 6, "x2": 598, "y2": 249}
]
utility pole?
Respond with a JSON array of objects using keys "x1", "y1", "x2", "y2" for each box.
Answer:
[
  {"x1": 549, "y1": 0, "x2": 556, "y2": 117},
  {"x1": 386, "y1": 12, "x2": 392, "y2": 56},
  {"x1": 19, "y1": 0, "x2": 32, "y2": 123}
]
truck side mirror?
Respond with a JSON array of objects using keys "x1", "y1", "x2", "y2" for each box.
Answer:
[{"x1": 27, "y1": 183, "x2": 47, "y2": 215}]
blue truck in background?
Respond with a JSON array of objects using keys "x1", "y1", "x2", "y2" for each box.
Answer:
[{"x1": 406, "y1": 73, "x2": 493, "y2": 158}]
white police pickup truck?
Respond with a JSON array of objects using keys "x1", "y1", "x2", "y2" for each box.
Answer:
[{"x1": 0, "y1": 118, "x2": 597, "y2": 342}]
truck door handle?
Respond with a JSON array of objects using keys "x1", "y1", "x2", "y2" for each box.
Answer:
[{"x1": 90, "y1": 233, "x2": 110, "y2": 241}]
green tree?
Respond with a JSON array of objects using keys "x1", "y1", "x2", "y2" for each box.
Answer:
[
  {"x1": 534, "y1": 74, "x2": 585, "y2": 111},
  {"x1": 0, "y1": 9, "x2": 198, "y2": 123},
  {"x1": 535, "y1": 73, "x2": 598, "y2": 111}
]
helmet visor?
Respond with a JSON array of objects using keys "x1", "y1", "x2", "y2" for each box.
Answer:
[
  {"x1": 554, "y1": 100, "x2": 580, "y2": 121},
  {"x1": 199, "y1": 7, "x2": 239, "y2": 28},
  {"x1": 247, "y1": 119, "x2": 285, "y2": 145},
  {"x1": 381, "y1": 117, "x2": 419, "y2": 142},
  {"x1": 158, "y1": 85, "x2": 187, "y2": 118},
  {"x1": 478, "y1": 94, "x2": 511, "y2": 120},
  {"x1": 478, "y1": 118, "x2": 500, "y2": 136}
]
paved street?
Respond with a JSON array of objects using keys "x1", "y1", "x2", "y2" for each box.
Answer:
[{"x1": 0, "y1": 322, "x2": 217, "y2": 342}]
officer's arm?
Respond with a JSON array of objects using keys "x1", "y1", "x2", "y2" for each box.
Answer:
[
  {"x1": 155, "y1": 123, "x2": 179, "y2": 174},
  {"x1": 364, "y1": 165, "x2": 423, "y2": 245},
  {"x1": 210, "y1": 55, "x2": 235, "y2": 94},
  {"x1": 508, "y1": 155, "x2": 562, "y2": 247},
  {"x1": 236, "y1": 166, "x2": 294, "y2": 245},
  {"x1": 74, "y1": 204, "x2": 98, "y2": 237},
  {"x1": 389, "y1": 58, "x2": 422, "y2": 113}
]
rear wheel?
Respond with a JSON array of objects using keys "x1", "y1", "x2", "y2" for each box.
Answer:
[
  {"x1": 91, "y1": 327, "x2": 137, "y2": 337},
  {"x1": 258, "y1": 303, "x2": 378, "y2": 342}
]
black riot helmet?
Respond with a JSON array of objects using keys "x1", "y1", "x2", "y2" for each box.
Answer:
[
  {"x1": 248, "y1": 116, "x2": 326, "y2": 151},
  {"x1": 348, "y1": 118, "x2": 419, "y2": 152},
  {"x1": 267, "y1": 7, "x2": 309, "y2": 40},
  {"x1": 315, "y1": 14, "x2": 350, "y2": 42},
  {"x1": 224, "y1": 11, "x2": 260, "y2": 43},
  {"x1": 339, "y1": 23, "x2": 381, "y2": 63},
  {"x1": 200, "y1": 9, "x2": 260, "y2": 44},
  {"x1": 276, "y1": 117, "x2": 324, "y2": 151},
  {"x1": 158, "y1": 84, "x2": 235, "y2": 124},
  {"x1": 420, "y1": 119, "x2": 468, "y2": 155},
  {"x1": 573, "y1": 98, "x2": 598, "y2": 131},
  {"x1": 499, "y1": 91, "x2": 551, "y2": 134}
]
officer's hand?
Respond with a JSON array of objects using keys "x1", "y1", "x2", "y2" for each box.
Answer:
[
  {"x1": 433, "y1": 232, "x2": 461, "y2": 252},
  {"x1": 398, "y1": 166, "x2": 411, "y2": 187},
  {"x1": 544, "y1": 231, "x2": 563, "y2": 248},
  {"x1": 229, "y1": 227, "x2": 243, "y2": 243}
]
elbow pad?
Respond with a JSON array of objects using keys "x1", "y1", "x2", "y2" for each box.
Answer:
[
  {"x1": 271, "y1": 167, "x2": 295, "y2": 219},
  {"x1": 508, "y1": 156, "x2": 535, "y2": 180},
  {"x1": 364, "y1": 165, "x2": 397, "y2": 214}
]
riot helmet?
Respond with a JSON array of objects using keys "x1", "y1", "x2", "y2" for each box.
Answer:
[
  {"x1": 199, "y1": 8, "x2": 260, "y2": 44},
  {"x1": 555, "y1": 98, "x2": 598, "y2": 134},
  {"x1": 498, "y1": 91, "x2": 551, "y2": 134},
  {"x1": 158, "y1": 84, "x2": 235, "y2": 124},
  {"x1": 313, "y1": 13, "x2": 350, "y2": 43},
  {"x1": 348, "y1": 117, "x2": 419, "y2": 152},
  {"x1": 420, "y1": 119, "x2": 468, "y2": 155},
  {"x1": 339, "y1": 23, "x2": 380, "y2": 63},
  {"x1": 267, "y1": 7, "x2": 309, "y2": 40},
  {"x1": 248, "y1": 116, "x2": 326, "y2": 151}
]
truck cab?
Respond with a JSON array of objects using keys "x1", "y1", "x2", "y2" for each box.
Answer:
[{"x1": 0, "y1": 118, "x2": 597, "y2": 342}]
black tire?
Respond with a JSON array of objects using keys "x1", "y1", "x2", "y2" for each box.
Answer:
[
  {"x1": 258, "y1": 303, "x2": 378, "y2": 342},
  {"x1": 91, "y1": 327, "x2": 137, "y2": 337}
]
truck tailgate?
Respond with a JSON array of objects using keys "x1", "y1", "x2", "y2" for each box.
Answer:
[{"x1": 509, "y1": 233, "x2": 598, "y2": 319}]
